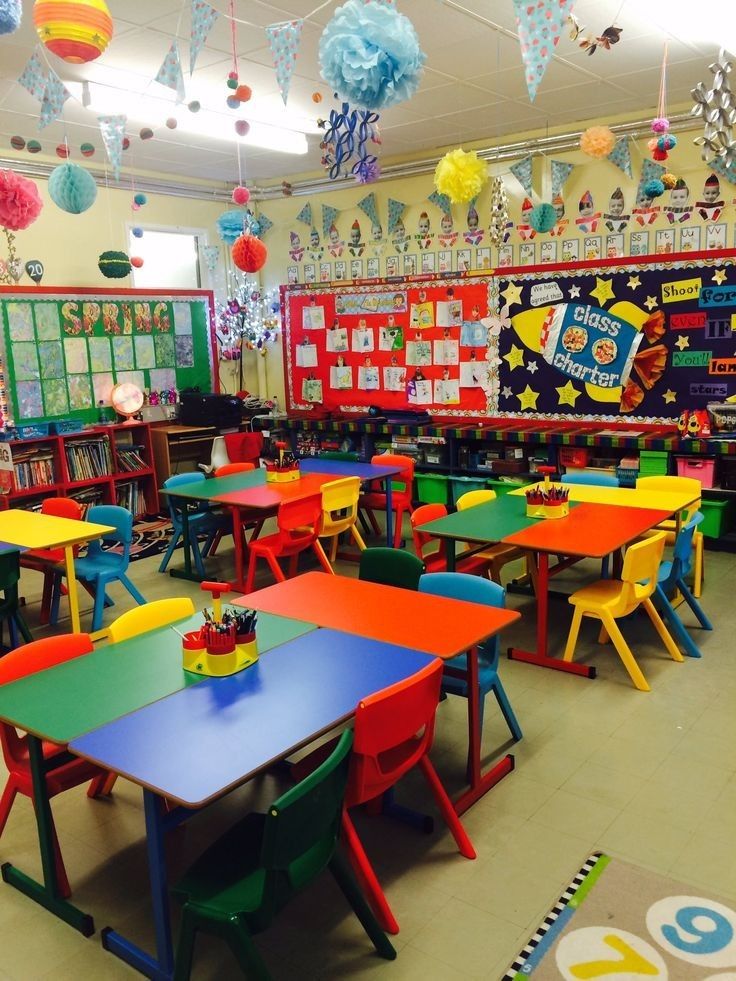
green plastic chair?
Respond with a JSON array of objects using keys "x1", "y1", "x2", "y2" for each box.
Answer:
[
  {"x1": 0, "y1": 552, "x2": 32, "y2": 651},
  {"x1": 171, "y1": 730, "x2": 396, "y2": 980},
  {"x1": 358, "y1": 547, "x2": 425, "y2": 591}
]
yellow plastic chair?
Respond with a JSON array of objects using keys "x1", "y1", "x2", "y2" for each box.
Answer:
[
  {"x1": 319, "y1": 476, "x2": 367, "y2": 563},
  {"x1": 456, "y1": 490, "x2": 527, "y2": 585},
  {"x1": 107, "y1": 597, "x2": 196, "y2": 644},
  {"x1": 635, "y1": 476, "x2": 704, "y2": 598},
  {"x1": 561, "y1": 532, "x2": 683, "y2": 691}
]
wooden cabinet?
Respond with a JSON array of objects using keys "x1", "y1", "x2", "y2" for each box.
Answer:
[{"x1": 150, "y1": 425, "x2": 219, "y2": 486}]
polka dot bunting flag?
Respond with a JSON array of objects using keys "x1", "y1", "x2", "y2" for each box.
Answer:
[
  {"x1": 387, "y1": 197, "x2": 406, "y2": 235},
  {"x1": 357, "y1": 192, "x2": 379, "y2": 226},
  {"x1": 265, "y1": 19, "x2": 303, "y2": 106},
  {"x1": 608, "y1": 137, "x2": 633, "y2": 179},
  {"x1": 154, "y1": 41, "x2": 185, "y2": 102},
  {"x1": 190, "y1": 1, "x2": 219, "y2": 76},
  {"x1": 512, "y1": 0, "x2": 574, "y2": 102}
]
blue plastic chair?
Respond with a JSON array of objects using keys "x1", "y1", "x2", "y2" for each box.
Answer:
[
  {"x1": 561, "y1": 471, "x2": 619, "y2": 487},
  {"x1": 418, "y1": 573, "x2": 522, "y2": 767},
  {"x1": 159, "y1": 473, "x2": 230, "y2": 578},
  {"x1": 50, "y1": 505, "x2": 146, "y2": 633},
  {"x1": 653, "y1": 512, "x2": 713, "y2": 659}
]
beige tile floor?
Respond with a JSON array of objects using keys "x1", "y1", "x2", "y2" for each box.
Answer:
[{"x1": 1, "y1": 519, "x2": 734, "y2": 979}]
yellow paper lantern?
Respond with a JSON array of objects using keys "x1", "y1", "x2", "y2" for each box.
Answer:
[{"x1": 33, "y1": 0, "x2": 113, "y2": 64}]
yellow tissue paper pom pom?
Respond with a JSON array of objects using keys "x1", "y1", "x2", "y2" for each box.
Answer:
[
  {"x1": 434, "y1": 148, "x2": 488, "y2": 205},
  {"x1": 580, "y1": 126, "x2": 616, "y2": 159},
  {"x1": 661, "y1": 172, "x2": 678, "y2": 189}
]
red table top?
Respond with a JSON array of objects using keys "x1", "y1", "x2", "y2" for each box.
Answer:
[
  {"x1": 211, "y1": 472, "x2": 337, "y2": 509},
  {"x1": 234, "y1": 572, "x2": 520, "y2": 660}
]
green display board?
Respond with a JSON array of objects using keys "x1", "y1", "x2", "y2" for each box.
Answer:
[{"x1": 0, "y1": 288, "x2": 216, "y2": 426}]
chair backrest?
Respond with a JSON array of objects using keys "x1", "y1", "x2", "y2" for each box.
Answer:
[
  {"x1": 670, "y1": 511, "x2": 704, "y2": 580},
  {"x1": 369, "y1": 453, "x2": 414, "y2": 504},
  {"x1": 321, "y1": 476, "x2": 360, "y2": 519},
  {"x1": 164, "y1": 472, "x2": 207, "y2": 521},
  {"x1": 277, "y1": 494, "x2": 323, "y2": 544},
  {"x1": 349, "y1": 661, "x2": 442, "y2": 805},
  {"x1": 410, "y1": 504, "x2": 448, "y2": 563},
  {"x1": 561, "y1": 471, "x2": 619, "y2": 487},
  {"x1": 358, "y1": 547, "x2": 425, "y2": 590},
  {"x1": 456, "y1": 489, "x2": 497, "y2": 511},
  {"x1": 108, "y1": 597, "x2": 196, "y2": 644},
  {"x1": 621, "y1": 532, "x2": 667, "y2": 603},
  {"x1": 41, "y1": 497, "x2": 83, "y2": 521},
  {"x1": 418, "y1": 572, "x2": 505, "y2": 664},
  {"x1": 214, "y1": 462, "x2": 256, "y2": 477},
  {"x1": 86, "y1": 505, "x2": 134, "y2": 564},
  {"x1": 208, "y1": 435, "x2": 230, "y2": 471},
  {"x1": 258, "y1": 729, "x2": 353, "y2": 916},
  {"x1": 0, "y1": 551, "x2": 21, "y2": 592},
  {"x1": 635, "y1": 475, "x2": 702, "y2": 518}
]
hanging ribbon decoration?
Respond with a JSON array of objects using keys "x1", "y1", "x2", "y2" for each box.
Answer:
[{"x1": 319, "y1": 102, "x2": 380, "y2": 181}]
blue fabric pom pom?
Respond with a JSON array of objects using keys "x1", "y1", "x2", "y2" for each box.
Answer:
[
  {"x1": 0, "y1": 0, "x2": 21, "y2": 36},
  {"x1": 319, "y1": 0, "x2": 425, "y2": 111},
  {"x1": 216, "y1": 209, "x2": 248, "y2": 244},
  {"x1": 643, "y1": 178, "x2": 665, "y2": 199},
  {"x1": 529, "y1": 203, "x2": 557, "y2": 233},
  {"x1": 48, "y1": 163, "x2": 97, "y2": 215}
]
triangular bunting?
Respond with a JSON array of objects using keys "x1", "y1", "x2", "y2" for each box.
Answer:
[
  {"x1": 296, "y1": 202, "x2": 313, "y2": 226},
  {"x1": 357, "y1": 192, "x2": 379, "y2": 225},
  {"x1": 202, "y1": 245, "x2": 219, "y2": 272},
  {"x1": 18, "y1": 52, "x2": 46, "y2": 101},
  {"x1": 265, "y1": 19, "x2": 303, "y2": 106},
  {"x1": 322, "y1": 204, "x2": 339, "y2": 237},
  {"x1": 607, "y1": 138, "x2": 633, "y2": 179},
  {"x1": 39, "y1": 70, "x2": 70, "y2": 129},
  {"x1": 98, "y1": 114, "x2": 127, "y2": 181},
  {"x1": 154, "y1": 41, "x2": 186, "y2": 102},
  {"x1": 255, "y1": 211, "x2": 273, "y2": 235},
  {"x1": 428, "y1": 190, "x2": 452, "y2": 215},
  {"x1": 512, "y1": 0, "x2": 574, "y2": 101},
  {"x1": 709, "y1": 154, "x2": 736, "y2": 186},
  {"x1": 190, "y1": 0, "x2": 219, "y2": 75},
  {"x1": 636, "y1": 159, "x2": 666, "y2": 201},
  {"x1": 551, "y1": 160, "x2": 574, "y2": 196},
  {"x1": 509, "y1": 156, "x2": 533, "y2": 196},
  {"x1": 387, "y1": 198, "x2": 406, "y2": 235}
]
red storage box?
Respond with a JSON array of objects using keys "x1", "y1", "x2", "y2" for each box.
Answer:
[
  {"x1": 559, "y1": 447, "x2": 589, "y2": 468},
  {"x1": 675, "y1": 456, "x2": 716, "y2": 488}
]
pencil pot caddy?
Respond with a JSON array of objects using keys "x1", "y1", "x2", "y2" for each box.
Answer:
[
  {"x1": 525, "y1": 499, "x2": 570, "y2": 520},
  {"x1": 181, "y1": 623, "x2": 258, "y2": 677}
]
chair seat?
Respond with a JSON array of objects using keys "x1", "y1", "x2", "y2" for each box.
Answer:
[
  {"x1": 569, "y1": 579, "x2": 625, "y2": 610},
  {"x1": 248, "y1": 529, "x2": 312, "y2": 559},
  {"x1": 473, "y1": 544, "x2": 525, "y2": 563},
  {"x1": 359, "y1": 492, "x2": 409, "y2": 510},
  {"x1": 74, "y1": 553, "x2": 127, "y2": 579}
]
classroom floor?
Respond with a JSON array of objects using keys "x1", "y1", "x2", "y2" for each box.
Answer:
[{"x1": 1, "y1": 522, "x2": 735, "y2": 980}]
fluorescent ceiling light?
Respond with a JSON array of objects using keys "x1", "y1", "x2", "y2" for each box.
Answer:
[{"x1": 634, "y1": 0, "x2": 736, "y2": 49}]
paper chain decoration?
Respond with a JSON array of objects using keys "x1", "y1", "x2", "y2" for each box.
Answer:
[
  {"x1": 692, "y1": 50, "x2": 736, "y2": 168},
  {"x1": 319, "y1": 103, "x2": 380, "y2": 180}
]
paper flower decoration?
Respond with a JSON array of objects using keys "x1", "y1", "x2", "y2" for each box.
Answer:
[
  {"x1": 0, "y1": 169, "x2": 43, "y2": 230},
  {"x1": 232, "y1": 234, "x2": 268, "y2": 273},
  {"x1": 216, "y1": 209, "x2": 247, "y2": 245},
  {"x1": 529, "y1": 203, "x2": 557, "y2": 233},
  {"x1": 33, "y1": 0, "x2": 113, "y2": 63},
  {"x1": 48, "y1": 162, "x2": 97, "y2": 214},
  {"x1": 643, "y1": 178, "x2": 665, "y2": 199},
  {"x1": 580, "y1": 125, "x2": 616, "y2": 159},
  {"x1": 319, "y1": 0, "x2": 425, "y2": 111},
  {"x1": 0, "y1": 0, "x2": 22, "y2": 35},
  {"x1": 98, "y1": 250, "x2": 131, "y2": 278},
  {"x1": 434, "y1": 148, "x2": 487, "y2": 206}
]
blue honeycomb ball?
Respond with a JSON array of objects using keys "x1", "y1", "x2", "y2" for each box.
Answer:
[{"x1": 48, "y1": 163, "x2": 97, "y2": 214}]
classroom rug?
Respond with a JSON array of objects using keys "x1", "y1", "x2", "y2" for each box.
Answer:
[{"x1": 503, "y1": 852, "x2": 736, "y2": 979}]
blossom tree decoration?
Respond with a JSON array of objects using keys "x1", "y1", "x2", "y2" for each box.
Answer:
[{"x1": 215, "y1": 273, "x2": 281, "y2": 387}]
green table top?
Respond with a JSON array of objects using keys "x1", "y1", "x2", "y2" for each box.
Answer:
[
  {"x1": 160, "y1": 471, "x2": 266, "y2": 501},
  {"x1": 0, "y1": 612, "x2": 316, "y2": 744},
  {"x1": 417, "y1": 493, "x2": 578, "y2": 544}
]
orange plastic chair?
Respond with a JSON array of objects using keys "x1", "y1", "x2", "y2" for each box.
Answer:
[
  {"x1": 456, "y1": 490, "x2": 527, "y2": 585},
  {"x1": 209, "y1": 462, "x2": 264, "y2": 556},
  {"x1": 319, "y1": 476, "x2": 367, "y2": 562},
  {"x1": 411, "y1": 504, "x2": 492, "y2": 576},
  {"x1": 0, "y1": 635, "x2": 109, "y2": 898},
  {"x1": 342, "y1": 660, "x2": 475, "y2": 934},
  {"x1": 244, "y1": 493, "x2": 334, "y2": 591},
  {"x1": 562, "y1": 532, "x2": 684, "y2": 691},
  {"x1": 636, "y1": 475, "x2": 704, "y2": 597},
  {"x1": 21, "y1": 497, "x2": 82, "y2": 624},
  {"x1": 359, "y1": 454, "x2": 415, "y2": 548},
  {"x1": 214, "y1": 463, "x2": 255, "y2": 477}
]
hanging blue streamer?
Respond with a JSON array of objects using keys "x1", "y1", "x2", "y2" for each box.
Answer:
[{"x1": 320, "y1": 102, "x2": 380, "y2": 181}]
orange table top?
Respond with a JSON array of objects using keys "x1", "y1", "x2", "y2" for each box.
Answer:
[
  {"x1": 211, "y1": 472, "x2": 337, "y2": 509},
  {"x1": 234, "y1": 571, "x2": 520, "y2": 660},
  {"x1": 502, "y1": 503, "x2": 672, "y2": 557}
]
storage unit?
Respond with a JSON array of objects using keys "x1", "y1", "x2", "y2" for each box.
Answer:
[
  {"x1": 448, "y1": 475, "x2": 489, "y2": 506},
  {"x1": 415, "y1": 472, "x2": 449, "y2": 505},
  {"x1": 675, "y1": 456, "x2": 716, "y2": 488},
  {"x1": 638, "y1": 450, "x2": 669, "y2": 476},
  {"x1": 699, "y1": 498, "x2": 735, "y2": 538}
]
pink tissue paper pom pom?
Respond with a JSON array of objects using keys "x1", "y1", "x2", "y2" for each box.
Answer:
[{"x1": 0, "y1": 169, "x2": 43, "y2": 231}]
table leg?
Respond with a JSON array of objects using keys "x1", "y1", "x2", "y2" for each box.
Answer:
[
  {"x1": 170, "y1": 503, "x2": 202, "y2": 583},
  {"x1": 63, "y1": 545, "x2": 81, "y2": 634},
  {"x1": 231, "y1": 505, "x2": 247, "y2": 592},
  {"x1": 454, "y1": 646, "x2": 514, "y2": 816},
  {"x1": 446, "y1": 537, "x2": 456, "y2": 573},
  {"x1": 508, "y1": 552, "x2": 596, "y2": 679},
  {"x1": 384, "y1": 480, "x2": 394, "y2": 547},
  {"x1": 1, "y1": 737, "x2": 94, "y2": 936}
]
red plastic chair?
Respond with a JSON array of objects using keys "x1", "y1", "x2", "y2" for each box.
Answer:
[
  {"x1": 359, "y1": 454, "x2": 415, "y2": 548},
  {"x1": 208, "y1": 462, "x2": 264, "y2": 557},
  {"x1": 344, "y1": 660, "x2": 475, "y2": 934},
  {"x1": 214, "y1": 462, "x2": 255, "y2": 477},
  {"x1": 244, "y1": 493, "x2": 334, "y2": 591},
  {"x1": 20, "y1": 497, "x2": 82, "y2": 624},
  {"x1": 0, "y1": 634, "x2": 109, "y2": 898},
  {"x1": 411, "y1": 504, "x2": 493, "y2": 577}
]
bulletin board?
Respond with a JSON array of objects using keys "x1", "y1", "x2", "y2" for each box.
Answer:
[
  {"x1": 0, "y1": 287, "x2": 217, "y2": 426},
  {"x1": 283, "y1": 251, "x2": 736, "y2": 421}
]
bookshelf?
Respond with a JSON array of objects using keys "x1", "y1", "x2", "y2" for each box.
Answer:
[{"x1": 0, "y1": 422, "x2": 159, "y2": 518}]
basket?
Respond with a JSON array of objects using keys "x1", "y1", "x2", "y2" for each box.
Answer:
[
  {"x1": 49, "y1": 420, "x2": 84, "y2": 435},
  {"x1": 8, "y1": 424, "x2": 50, "y2": 441},
  {"x1": 707, "y1": 402, "x2": 736, "y2": 432},
  {"x1": 616, "y1": 467, "x2": 639, "y2": 488},
  {"x1": 675, "y1": 456, "x2": 716, "y2": 488}
]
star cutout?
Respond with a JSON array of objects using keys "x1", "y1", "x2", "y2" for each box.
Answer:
[
  {"x1": 556, "y1": 380, "x2": 581, "y2": 407},
  {"x1": 663, "y1": 389, "x2": 677, "y2": 404},
  {"x1": 627, "y1": 275, "x2": 641, "y2": 290},
  {"x1": 502, "y1": 386, "x2": 513, "y2": 399},
  {"x1": 569, "y1": 285, "x2": 581, "y2": 299},
  {"x1": 501, "y1": 281, "x2": 523, "y2": 307},
  {"x1": 527, "y1": 360, "x2": 538, "y2": 374},
  {"x1": 590, "y1": 277, "x2": 616, "y2": 305},
  {"x1": 675, "y1": 334, "x2": 690, "y2": 351},
  {"x1": 503, "y1": 344, "x2": 525, "y2": 371},
  {"x1": 517, "y1": 385, "x2": 539, "y2": 411},
  {"x1": 644, "y1": 295, "x2": 658, "y2": 311},
  {"x1": 713, "y1": 268, "x2": 727, "y2": 284}
]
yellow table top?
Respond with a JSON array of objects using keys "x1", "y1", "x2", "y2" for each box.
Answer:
[
  {"x1": 0, "y1": 510, "x2": 114, "y2": 549},
  {"x1": 509, "y1": 482, "x2": 699, "y2": 514}
]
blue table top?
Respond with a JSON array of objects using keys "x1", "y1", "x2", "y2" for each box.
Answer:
[
  {"x1": 298, "y1": 459, "x2": 403, "y2": 480},
  {"x1": 70, "y1": 629, "x2": 435, "y2": 808}
]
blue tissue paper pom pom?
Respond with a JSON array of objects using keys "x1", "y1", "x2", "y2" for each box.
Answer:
[
  {"x1": 216, "y1": 209, "x2": 248, "y2": 244},
  {"x1": 0, "y1": 0, "x2": 21, "y2": 35},
  {"x1": 643, "y1": 178, "x2": 665, "y2": 199},
  {"x1": 529, "y1": 203, "x2": 557, "y2": 233},
  {"x1": 319, "y1": 0, "x2": 426, "y2": 111},
  {"x1": 48, "y1": 163, "x2": 97, "y2": 215}
]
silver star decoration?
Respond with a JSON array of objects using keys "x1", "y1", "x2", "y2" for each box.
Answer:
[
  {"x1": 569, "y1": 285, "x2": 581, "y2": 298},
  {"x1": 527, "y1": 360, "x2": 538, "y2": 374},
  {"x1": 502, "y1": 386, "x2": 513, "y2": 399}
]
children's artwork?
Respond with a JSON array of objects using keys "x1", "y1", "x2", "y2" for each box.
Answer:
[
  {"x1": 92, "y1": 372, "x2": 115, "y2": 406},
  {"x1": 561, "y1": 239, "x2": 579, "y2": 262},
  {"x1": 516, "y1": 198, "x2": 536, "y2": 241},
  {"x1": 89, "y1": 336, "x2": 112, "y2": 372},
  {"x1": 407, "y1": 376, "x2": 432, "y2": 404},
  {"x1": 16, "y1": 380, "x2": 43, "y2": 419},
  {"x1": 476, "y1": 247, "x2": 491, "y2": 269},
  {"x1": 303, "y1": 305, "x2": 325, "y2": 330},
  {"x1": 64, "y1": 337, "x2": 88, "y2": 374},
  {"x1": 352, "y1": 325, "x2": 374, "y2": 351},
  {"x1": 583, "y1": 237, "x2": 601, "y2": 261},
  {"x1": 150, "y1": 368, "x2": 176, "y2": 391},
  {"x1": 383, "y1": 364, "x2": 406, "y2": 391},
  {"x1": 392, "y1": 219, "x2": 409, "y2": 253},
  {"x1": 456, "y1": 249, "x2": 471, "y2": 272},
  {"x1": 434, "y1": 378, "x2": 460, "y2": 404},
  {"x1": 175, "y1": 335, "x2": 194, "y2": 367},
  {"x1": 327, "y1": 224, "x2": 344, "y2": 258},
  {"x1": 68, "y1": 374, "x2": 93, "y2": 410},
  {"x1": 112, "y1": 335, "x2": 135, "y2": 370},
  {"x1": 350, "y1": 259, "x2": 363, "y2": 280},
  {"x1": 379, "y1": 325, "x2": 404, "y2": 351},
  {"x1": 334, "y1": 260, "x2": 347, "y2": 281},
  {"x1": 603, "y1": 187, "x2": 629, "y2": 233},
  {"x1": 463, "y1": 204, "x2": 484, "y2": 246},
  {"x1": 304, "y1": 263, "x2": 316, "y2": 283},
  {"x1": 6, "y1": 303, "x2": 34, "y2": 341},
  {"x1": 436, "y1": 299, "x2": 463, "y2": 328},
  {"x1": 416, "y1": 212, "x2": 433, "y2": 251},
  {"x1": 655, "y1": 228, "x2": 675, "y2": 254},
  {"x1": 438, "y1": 213, "x2": 457, "y2": 249},
  {"x1": 296, "y1": 342, "x2": 318, "y2": 367},
  {"x1": 366, "y1": 257, "x2": 380, "y2": 278},
  {"x1": 34, "y1": 303, "x2": 61, "y2": 340},
  {"x1": 358, "y1": 364, "x2": 380, "y2": 390},
  {"x1": 460, "y1": 321, "x2": 487, "y2": 347},
  {"x1": 630, "y1": 231, "x2": 649, "y2": 256},
  {"x1": 410, "y1": 301, "x2": 434, "y2": 329},
  {"x1": 406, "y1": 339, "x2": 432, "y2": 365},
  {"x1": 287, "y1": 265, "x2": 298, "y2": 284},
  {"x1": 606, "y1": 234, "x2": 624, "y2": 258},
  {"x1": 498, "y1": 245, "x2": 514, "y2": 267},
  {"x1": 665, "y1": 179, "x2": 691, "y2": 224},
  {"x1": 460, "y1": 357, "x2": 483, "y2": 387},
  {"x1": 43, "y1": 378, "x2": 68, "y2": 415},
  {"x1": 288, "y1": 232, "x2": 304, "y2": 263},
  {"x1": 320, "y1": 262, "x2": 331, "y2": 282},
  {"x1": 12, "y1": 342, "x2": 40, "y2": 380},
  {"x1": 707, "y1": 223, "x2": 727, "y2": 250},
  {"x1": 154, "y1": 332, "x2": 175, "y2": 367},
  {"x1": 550, "y1": 196, "x2": 568, "y2": 237},
  {"x1": 302, "y1": 376, "x2": 323, "y2": 402},
  {"x1": 308, "y1": 228, "x2": 323, "y2": 261},
  {"x1": 520, "y1": 243, "x2": 536, "y2": 265},
  {"x1": 403, "y1": 254, "x2": 417, "y2": 276},
  {"x1": 576, "y1": 190, "x2": 600, "y2": 233},
  {"x1": 173, "y1": 303, "x2": 193, "y2": 334},
  {"x1": 438, "y1": 250, "x2": 452, "y2": 273},
  {"x1": 134, "y1": 335, "x2": 155, "y2": 369},
  {"x1": 115, "y1": 370, "x2": 145, "y2": 391},
  {"x1": 386, "y1": 255, "x2": 399, "y2": 277},
  {"x1": 326, "y1": 326, "x2": 349, "y2": 352},
  {"x1": 348, "y1": 220, "x2": 364, "y2": 258},
  {"x1": 433, "y1": 339, "x2": 459, "y2": 365},
  {"x1": 330, "y1": 363, "x2": 353, "y2": 389},
  {"x1": 540, "y1": 241, "x2": 557, "y2": 264},
  {"x1": 336, "y1": 292, "x2": 407, "y2": 315},
  {"x1": 696, "y1": 173, "x2": 724, "y2": 222},
  {"x1": 39, "y1": 342, "x2": 64, "y2": 379},
  {"x1": 679, "y1": 227, "x2": 701, "y2": 253},
  {"x1": 421, "y1": 251, "x2": 436, "y2": 274}
]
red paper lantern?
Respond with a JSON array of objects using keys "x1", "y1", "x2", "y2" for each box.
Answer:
[{"x1": 231, "y1": 234, "x2": 267, "y2": 273}]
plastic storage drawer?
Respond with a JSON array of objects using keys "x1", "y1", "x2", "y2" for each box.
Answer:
[{"x1": 415, "y1": 472, "x2": 449, "y2": 505}]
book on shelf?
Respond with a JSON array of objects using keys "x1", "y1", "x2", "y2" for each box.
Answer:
[
  {"x1": 116, "y1": 479, "x2": 146, "y2": 519},
  {"x1": 10, "y1": 447, "x2": 56, "y2": 491},
  {"x1": 65, "y1": 436, "x2": 113, "y2": 481},
  {"x1": 116, "y1": 445, "x2": 149, "y2": 473},
  {"x1": 67, "y1": 485, "x2": 106, "y2": 517}
]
